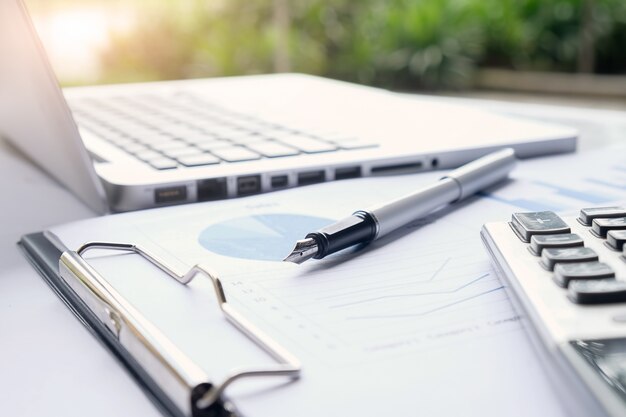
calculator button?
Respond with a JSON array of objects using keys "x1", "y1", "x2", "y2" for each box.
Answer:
[
  {"x1": 529, "y1": 233, "x2": 584, "y2": 256},
  {"x1": 579, "y1": 206, "x2": 626, "y2": 226},
  {"x1": 541, "y1": 247, "x2": 598, "y2": 271},
  {"x1": 607, "y1": 230, "x2": 626, "y2": 251},
  {"x1": 591, "y1": 217, "x2": 626, "y2": 238},
  {"x1": 568, "y1": 279, "x2": 626, "y2": 304},
  {"x1": 553, "y1": 262, "x2": 615, "y2": 288},
  {"x1": 511, "y1": 211, "x2": 570, "y2": 242}
]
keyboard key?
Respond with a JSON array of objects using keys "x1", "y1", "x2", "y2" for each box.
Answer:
[
  {"x1": 607, "y1": 230, "x2": 626, "y2": 251},
  {"x1": 210, "y1": 146, "x2": 261, "y2": 162},
  {"x1": 529, "y1": 233, "x2": 584, "y2": 256},
  {"x1": 203, "y1": 126, "x2": 245, "y2": 139},
  {"x1": 553, "y1": 262, "x2": 615, "y2": 288},
  {"x1": 568, "y1": 279, "x2": 626, "y2": 304},
  {"x1": 511, "y1": 211, "x2": 570, "y2": 242},
  {"x1": 196, "y1": 141, "x2": 233, "y2": 151},
  {"x1": 119, "y1": 142, "x2": 148, "y2": 154},
  {"x1": 541, "y1": 247, "x2": 598, "y2": 271},
  {"x1": 134, "y1": 133, "x2": 175, "y2": 145},
  {"x1": 245, "y1": 141, "x2": 300, "y2": 158},
  {"x1": 106, "y1": 136, "x2": 136, "y2": 147},
  {"x1": 338, "y1": 140, "x2": 379, "y2": 150},
  {"x1": 229, "y1": 133, "x2": 266, "y2": 144},
  {"x1": 579, "y1": 206, "x2": 626, "y2": 226},
  {"x1": 148, "y1": 158, "x2": 178, "y2": 170},
  {"x1": 177, "y1": 154, "x2": 220, "y2": 167},
  {"x1": 259, "y1": 128, "x2": 294, "y2": 139},
  {"x1": 592, "y1": 217, "x2": 626, "y2": 238},
  {"x1": 163, "y1": 147, "x2": 202, "y2": 159},
  {"x1": 314, "y1": 132, "x2": 357, "y2": 142},
  {"x1": 184, "y1": 134, "x2": 221, "y2": 145},
  {"x1": 164, "y1": 126, "x2": 205, "y2": 139},
  {"x1": 275, "y1": 135, "x2": 338, "y2": 154},
  {"x1": 134, "y1": 150, "x2": 163, "y2": 161},
  {"x1": 151, "y1": 141, "x2": 190, "y2": 152}
]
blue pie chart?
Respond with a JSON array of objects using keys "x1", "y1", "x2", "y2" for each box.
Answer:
[{"x1": 198, "y1": 213, "x2": 333, "y2": 261}]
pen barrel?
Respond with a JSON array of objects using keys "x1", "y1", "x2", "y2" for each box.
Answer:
[
  {"x1": 443, "y1": 148, "x2": 516, "y2": 200},
  {"x1": 369, "y1": 179, "x2": 460, "y2": 237},
  {"x1": 369, "y1": 148, "x2": 516, "y2": 238}
]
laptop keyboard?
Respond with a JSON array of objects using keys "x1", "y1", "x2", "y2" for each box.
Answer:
[{"x1": 69, "y1": 92, "x2": 377, "y2": 170}]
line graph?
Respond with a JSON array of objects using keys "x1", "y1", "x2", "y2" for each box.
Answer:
[
  {"x1": 316, "y1": 257, "x2": 451, "y2": 302},
  {"x1": 225, "y1": 236, "x2": 517, "y2": 363},
  {"x1": 330, "y1": 272, "x2": 489, "y2": 309},
  {"x1": 347, "y1": 285, "x2": 504, "y2": 320}
]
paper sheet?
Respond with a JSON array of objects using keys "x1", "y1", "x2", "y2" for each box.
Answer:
[{"x1": 49, "y1": 147, "x2": 626, "y2": 417}]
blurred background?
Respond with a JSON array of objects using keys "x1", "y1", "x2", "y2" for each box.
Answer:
[{"x1": 26, "y1": 0, "x2": 626, "y2": 106}]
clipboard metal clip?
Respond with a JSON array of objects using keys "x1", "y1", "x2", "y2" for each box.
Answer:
[{"x1": 59, "y1": 241, "x2": 301, "y2": 417}]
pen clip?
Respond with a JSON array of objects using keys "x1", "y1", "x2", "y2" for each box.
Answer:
[{"x1": 59, "y1": 241, "x2": 301, "y2": 417}]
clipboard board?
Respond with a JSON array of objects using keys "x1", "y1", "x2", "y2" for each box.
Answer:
[{"x1": 19, "y1": 232, "x2": 301, "y2": 417}]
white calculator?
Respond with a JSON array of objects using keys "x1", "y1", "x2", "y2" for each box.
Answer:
[{"x1": 481, "y1": 207, "x2": 626, "y2": 417}]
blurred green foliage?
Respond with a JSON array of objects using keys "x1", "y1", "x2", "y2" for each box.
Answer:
[{"x1": 95, "y1": 0, "x2": 626, "y2": 89}]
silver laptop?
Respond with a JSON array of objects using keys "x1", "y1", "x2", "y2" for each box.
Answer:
[{"x1": 0, "y1": 0, "x2": 577, "y2": 214}]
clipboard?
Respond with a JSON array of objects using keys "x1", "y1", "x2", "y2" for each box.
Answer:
[{"x1": 19, "y1": 232, "x2": 301, "y2": 417}]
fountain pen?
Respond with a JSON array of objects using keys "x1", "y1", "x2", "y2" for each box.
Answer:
[{"x1": 283, "y1": 148, "x2": 516, "y2": 264}]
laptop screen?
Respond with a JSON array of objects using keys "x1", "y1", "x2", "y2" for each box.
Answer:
[{"x1": 0, "y1": 0, "x2": 108, "y2": 213}]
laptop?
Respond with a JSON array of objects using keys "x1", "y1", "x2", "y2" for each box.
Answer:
[{"x1": 0, "y1": 0, "x2": 577, "y2": 214}]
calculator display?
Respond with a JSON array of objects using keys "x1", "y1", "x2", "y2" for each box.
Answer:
[{"x1": 573, "y1": 339, "x2": 626, "y2": 400}]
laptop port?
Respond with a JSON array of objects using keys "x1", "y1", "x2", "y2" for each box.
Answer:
[
  {"x1": 271, "y1": 175, "x2": 289, "y2": 189},
  {"x1": 237, "y1": 175, "x2": 261, "y2": 196},
  {"x1": 335, "y1": 166, "x2": 361, "y2": 180},
  {"x1": 371, "y1": 161, "x2": 423, "y2": 175},
  {"x1": 155, "y1": 185, "x2": 187, "y2": 204},
  {"x1": 197, "y1": 178, "x2": 227, "y2": 201},
  {"x1": 298, "y1": 170, "x2": 326, "y2": 186}
]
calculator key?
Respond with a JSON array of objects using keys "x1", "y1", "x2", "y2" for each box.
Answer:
[
  {"x1": 578, "y1": 206, "x2": 626, "y2": 226},
  {"x1": 511, "y1": 211, "x2": 570, "y2": 242},
  {"x1": 541, "y1": 247, "x2": 598, "y2": 271},
  {"x1": 591, "y1": 217, "x2": 626, "y2": 238},
  {"x1": 607, "y1": 230, "x2": 626, "y2": 251},
  {"x1": 568, "y1": 279, "x2": 626, "y2": 304},
  {"x1": 148, "y1": 158, "x2": 178, "y2": 170},
  {"x1": 529, "y1": 233, "x2": 584, "y2": 256},
  {"x1": 553, "y1": 262, "x2": 615, "y2": 288}
]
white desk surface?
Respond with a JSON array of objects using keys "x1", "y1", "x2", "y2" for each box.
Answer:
[{"x1": 1, "y1": 96, "x2": 624, "y2": 417}]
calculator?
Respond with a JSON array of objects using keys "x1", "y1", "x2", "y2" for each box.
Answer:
[{"x1": 481, "y1": 207, "x2": 626, "y2": 417}]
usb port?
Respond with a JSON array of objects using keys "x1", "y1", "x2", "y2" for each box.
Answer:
[
  {"x1": 271, "y1": 175, "x2": 289, "y2": 189},
  {"x1": 155, "y1": 185, "x2": 187, "y2": 204},
  {"x1": 197, "y1": 178, "x2": 227, "y2": 201},
  {"x1": 335, "y1": 166, "x2": 361, "y2": 180},
  {"x1": 298, "y1": 170, "x2": 326, "y2": 186},
  {"x1": 237, "y1": 175, "x2": 261, "y2": 196}
]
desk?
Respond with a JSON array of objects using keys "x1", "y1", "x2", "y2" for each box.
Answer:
[{"x1": 1, "y1": 96, "x2": 624, "y2": 416}]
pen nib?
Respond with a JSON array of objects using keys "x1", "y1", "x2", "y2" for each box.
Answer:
[{"x1": 283, "y1": 238, "x2": 318, "y2": 264}]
